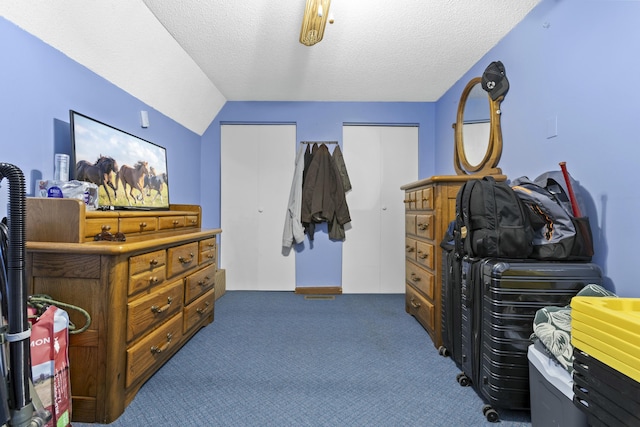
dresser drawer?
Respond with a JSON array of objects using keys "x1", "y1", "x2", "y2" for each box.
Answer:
[
  {"x1": 130, "y1": 249, "x2": 166, "y2": 276},
  {"x1": 158, "y1": 215, "x2": 186, "y2": 230},
  {"x1": 128, "y1": 249, "x2": 166, "y2": 295},
  {"x1": 183, "y1": 288, "x2": 215, "y2": 334},
  {"x1": 415, "y1": 214, "x2": 435, "y2": 240},
  {"x1": 119, "y1": 217, "x2": 158, "y2": 234},
  {"x1": 407, "y1": 191, "x2": 418, "y2": 210},
  {"x1": 126, "y1": 313, "x2": 183, "y2": 388},
  {"x1": 416, "y1": 241, "x2": 435, "y2": 270},
  {"x1": 417, "y1": 187, "x2": 434, "y2": 210},
  {"x1": 411, "y1": 189, "x2": 427, "y2": 210},
  {"x1": 199, "y1": 237, "x2": 217, "y2": 265},
  {"x1": 85, "y1": 218, "x2": 119, "y2": 240},
  {"x1": 129, "y1": 268, "x2": 167, "y2": 296},
  {"x1": 405, "y1": 238, "x2": 417, "y2": 261},
  {"x1": 127, "y1": 279, "x2": 184, "y2": 342},
  {"x1": 406, "y1": 261, "x2": 435, "y2": 300},
  {"x1": 405, "y1": 214, "x2": 416, "y2": 235},
  {"x1": 406, "y1": 284, "x2": 435, "y2": 331},
  {"x1": 184, "y1": 264, "x2": 216, "y2": 304},
  {"x1": 167, "y1": 241, "x2": 199, "y2": 278},
  {"x1": 185, "y1": 215, "x2": 199, "y2": 228}
]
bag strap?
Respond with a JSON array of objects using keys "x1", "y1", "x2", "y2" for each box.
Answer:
[
  {"x1": 461, "y1": 180, "x2": 478, "y2": 256},
  {"x1": 544, "y1": 177, "x2": 575, "y2": 217},
  {"x1": 28, "y1": 294, "x2": 92, "y2": 334},
  {"x1": 484, "y1": 178, "x2": 498, "y2": 233},
  {"x1": 455, "y1": 182, "x2": 467, "y2": 256}
]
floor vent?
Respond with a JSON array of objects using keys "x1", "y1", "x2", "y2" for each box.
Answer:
[{"x1": 304, "y1": 295, "x2": 336, "y2": 301}]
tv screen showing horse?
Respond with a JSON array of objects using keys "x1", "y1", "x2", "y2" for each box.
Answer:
[{"x1": 70, "y1": 110, "x2": 169, "y2": 210}]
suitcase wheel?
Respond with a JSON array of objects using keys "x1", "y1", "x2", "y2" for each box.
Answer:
[
  {"x1": 482, "y1": 405, "x2": 499, "y2": 423},
  {"x1": 437, "y1": 346, "x2": 449, "y2": 357},
  {"x1": 456, "y1": 372, "x2": 471, "y2": 387}
]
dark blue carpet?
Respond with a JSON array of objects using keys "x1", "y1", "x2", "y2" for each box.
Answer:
[{"x1": 74, "y1": 292, "x2": 532, "y2": 426}]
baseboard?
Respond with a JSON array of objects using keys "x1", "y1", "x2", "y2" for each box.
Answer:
[{"x1": 294, "y1": 286, "x2": 342, "y2": 295}]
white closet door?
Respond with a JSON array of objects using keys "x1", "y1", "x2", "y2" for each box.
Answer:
[
  {"x1": 221, "y1": 124, "x2": 296, "y2": 291},
  {"x1": 342, "y1": 126, "x2": 418, "y2": 293}
]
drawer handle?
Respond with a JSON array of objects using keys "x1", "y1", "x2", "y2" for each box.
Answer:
[
  {"x1": 410, "y1": 297, "x2": 421, "y2": 309},
  {"x1": 196, "y1": 301, "x2": 211, "y2": 315},
  {"x1": 190, "y1": 219, "x2": 197, "y2": 224},
  {"x1": 178, "y1": 253, "x2": 195, "y2": 264},
  {"x1": 148, "y1": 276, "x2": 159, "y2": 285},
  {"x1": 172, "y1": 220, "x2": 180, "y2": 226},
  {"x1": 418, "y1": 251, "x2": 429, "y2": 259},
  {"x1": 403, "y1": 199, "x2": 410, "y2": 204},
  {"x1": 207, "y1": 242, "x2": 215, "y2": 248},
  {"x1": 405, "y1": 246, "x2": 415, "y2": 253},
  {"x1": 101, "y1": 225, "x2": 112, "y2": 232},
  {"x1": 207, "y1": 254, "x2": 215, "y2": 259},
  {"x1": 151, "y1": 297, "x2": 173, "y2": 314},
  {"x1": 149, "y1": 259, "x2": 159, "y2": 267},
  {"x1": 139, "y1": 222, "x2": 147, "y2": 229},
  {"x1": 197, "y1": 277, "x2": 211, "y2": 287},
  {"x1": 150, "y1": 332, "x2": 173, "y2": 354},
  {"x1": 418, "y1": 222, "x2": 429, "y2": 230},
  {"x1": 410, "y1": 273, "x2": 421, "y2": 282}
]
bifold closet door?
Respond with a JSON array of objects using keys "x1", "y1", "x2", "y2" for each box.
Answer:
[
  {"x1": 221, "y1": 124, "x2": 296, "y2": 291},
  {"x1": 341, "y1": 125, "x2": 418, "y2": 293}
]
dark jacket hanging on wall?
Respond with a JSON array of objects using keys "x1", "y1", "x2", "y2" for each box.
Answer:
[
  {"x1": 301, "y1": 144, "x2": 351, "y2": 241},
  {"x1": 302, "y1": 143, "x2": 315, "y2": 187},
  {"x1": 331, "y1": 145, "x2": 352, "y2": 193}
]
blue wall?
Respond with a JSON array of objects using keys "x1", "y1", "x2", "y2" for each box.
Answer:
[
  {"x1": 0, "y1": 18, "x2": 202, "y2": 213},
  {"x1": 434, "y1": 0, "x2": 640, "y2": 296},
  {"x1": 201, "y1": 102, "x2": 434, "y2": 287},
  {"x1": 3, "y1": 0, "x2": 639, "y2": 297}
]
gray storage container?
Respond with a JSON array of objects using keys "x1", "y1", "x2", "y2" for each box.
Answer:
[{"x1": 528, "y1": 344, "x2": 586, "y2": 427}]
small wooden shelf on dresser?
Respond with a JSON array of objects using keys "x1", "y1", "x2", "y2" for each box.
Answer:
[
  {"x1": 25, "y1": 198, "x2": 221, "y2": 424},
  {"x1": 401, "y1": 174, "x2": 505, "y2": 349}
]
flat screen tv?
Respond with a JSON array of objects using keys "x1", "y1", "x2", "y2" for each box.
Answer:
[{"x1": 70, "y1": 110, "x2": 169, "y2": 210}]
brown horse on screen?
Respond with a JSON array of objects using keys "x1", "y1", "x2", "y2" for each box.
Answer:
[
  {"x1": 117, "y1": 161, "x2": 149, "y2": 205},
  {"x1": 75, "y1": 155, "x2": 119, "y2": 204},
  {"x1": 144, "y1": 166, "x2": 168, "y2": 204}
]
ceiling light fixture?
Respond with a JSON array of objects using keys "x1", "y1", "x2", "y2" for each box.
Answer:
[{"x1": 299, "y1": 0, "x2": 332, "y2": 46}]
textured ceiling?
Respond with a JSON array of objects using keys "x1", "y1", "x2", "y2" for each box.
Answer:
[
  {"x1": 1, "y1": 0, "x2": 540, "y2": 135},
  {"x1": 143, "y1": 0, "x2": 540, "y2": 102}
]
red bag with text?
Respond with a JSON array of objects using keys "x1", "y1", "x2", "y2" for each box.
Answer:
[{"x1": 29, "y1": 305, "x2": 72, "y2": 427}]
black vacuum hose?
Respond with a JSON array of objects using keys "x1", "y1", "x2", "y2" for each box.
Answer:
[{"x1": 0, "y1": 162, "x2": 31, "y2": 412}]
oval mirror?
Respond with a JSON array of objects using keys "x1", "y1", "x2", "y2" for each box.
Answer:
[{"x1": 453, "y1": 77, "x2": 503, "y2": 175}]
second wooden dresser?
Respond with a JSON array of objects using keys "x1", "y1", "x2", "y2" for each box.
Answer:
[{"x1": 402, "y1": 175, "x2": 505, "y2": 349}]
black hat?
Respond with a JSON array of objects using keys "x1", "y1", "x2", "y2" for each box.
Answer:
[{"x1": 481, "y1": 61, "x2": 509, "y2": 101}]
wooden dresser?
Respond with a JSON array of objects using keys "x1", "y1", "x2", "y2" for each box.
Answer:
[
  {"x1": 402, "y1": 175, "x2": 506, "y2": 349},
  {"x1": 400, "y1": 176, "x2": 473, "y2": 349},
  {"x1": 25, "y1": 198, "x2": 221, "y2": 423}
]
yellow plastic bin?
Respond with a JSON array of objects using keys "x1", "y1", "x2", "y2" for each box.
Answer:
[{"x1": 571, "y1": 297, "x2": 640, "y2": 383}]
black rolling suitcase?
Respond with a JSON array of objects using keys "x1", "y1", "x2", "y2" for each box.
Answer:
[
  {"x1": 439, "y1": 221, "x2": 462, "y2": 365},
  {"x1": 458, "y1": 256, "x2": 482, "y2": 388},
  {"x1": 457, "y1": 257, "x2": 602, "y2": 422}
]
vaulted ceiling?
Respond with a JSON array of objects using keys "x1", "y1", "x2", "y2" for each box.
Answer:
[{"x1": 1, "y1": 1, "x2": 540, "y2": 134}]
